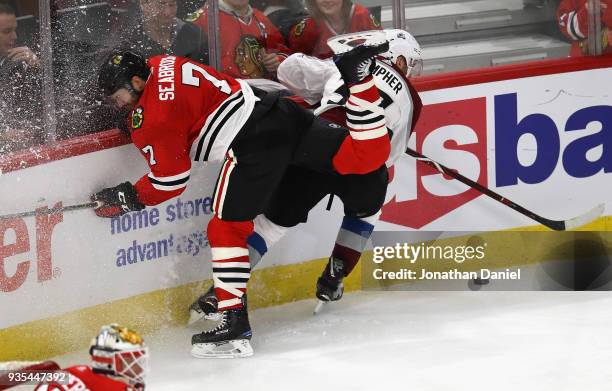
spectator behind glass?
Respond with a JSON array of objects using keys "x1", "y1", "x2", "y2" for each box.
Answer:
[
  {"x1": 288, "y1": 0, "x2": 381, "y2": 59},
  {"x1": 121, "y1": 0, "x2": 209, "y2": 64},
  {"x1": 0, "y1": 3, "x2": 42, "y2": 153},
  {"x1": 250, "y1": 0, "x2": 309, "y2": 41},
  {"x1": 557, "y1": 0, "x2": 612, "y2": 55},
  {"x1": 189, "y1": 0, "x2": 290, "y2": 79}
]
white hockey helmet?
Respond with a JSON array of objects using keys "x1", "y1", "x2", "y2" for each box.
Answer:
[
  {"x1": 382, "y1": 29, "x2": 423, "y2": 77},
  {"x1": 89, "y1": 323, "x2": 149, "y2": 386}
]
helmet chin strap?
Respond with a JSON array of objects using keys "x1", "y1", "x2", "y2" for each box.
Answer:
[
  {"x1": 124, "y1": 81, "x2": 138, "y2": 96},
  {"x1": 123, "y1": 80, "x2": 144, "y2": 106}
]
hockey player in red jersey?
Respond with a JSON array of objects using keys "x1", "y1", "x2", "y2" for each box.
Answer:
[
  {"x1": 190, "y1": 0, "x2": 290, "y2": 78},
  {"x1": 189, "y1": 29, "x2": 423, "y2": 321},
  {"x1": 288, "y1": 0, "x2": 382, "y2": 59},
  {"x1": 34, "y1": 324, "x2": 148, "y2": 391},
  {"x1": 556, "y1": 0, "x2": 612, "y2": 56},
  {"x1": 93, "y1": 31, "x2": 392, "y2": 358}
]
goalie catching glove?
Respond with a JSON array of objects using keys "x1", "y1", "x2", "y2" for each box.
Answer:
[{"x1": 92, "y1": 182, "x2": 145, "y2": 218}]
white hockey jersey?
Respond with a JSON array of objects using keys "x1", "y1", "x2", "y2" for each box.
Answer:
[{"x1": 277, "y1": 53, "x2": 419, "y2": 167}]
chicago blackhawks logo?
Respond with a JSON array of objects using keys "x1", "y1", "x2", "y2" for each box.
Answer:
[
  {"x1": 370, "y1": 14, "x2": 381, "y2": 28},
  {"x1": 131, "y1": 107, "x2": 144, "y2": 129},
  {"x1": 235, "y1": 35, "x2": 265, "y2": 78},
  {"x1": 294, "y1": 19, "x2": 306, "y2": 37},
  {"x1": 185, "y1": 8, "x2": 204, "y2": 22}
]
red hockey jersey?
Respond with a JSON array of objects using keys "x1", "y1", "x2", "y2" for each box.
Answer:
[
  {"x1": 288, "y1": 4, "x2": 381, "y2": 59},
  {"x1": 33, "y1": 365, "x2": 135, "y2": 390},
  {"x1": 191, "y1": 4, "x2": 290, "y2": 78},
  {"x1": 128, "y1": 55, "x2": 259, "y2": 206},
  {"x1": 557, "y1": 0, "x2": 612, "y2": 56}
]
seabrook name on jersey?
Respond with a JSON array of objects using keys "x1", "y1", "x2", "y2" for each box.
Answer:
[{"x1": 157, "y1": 56, "x2": 176, "y2": 101}]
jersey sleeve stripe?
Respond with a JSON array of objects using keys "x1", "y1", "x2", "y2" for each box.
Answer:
[
  {"x1": 148, "y1": 170, "x2": 190, "y2": 182},
  {"x1": 148, "y1": 176, "x2": 189, "y2": 186},
  {"x1": 347, "y1": 118, "x2": 387, "y2": 130},
  {"x1": 150, "y1": 182, "x2": 189, "y2": 191},
  {"x1": 348, "y1": 78, "x2": 376, "y2": 93},
  {"x1": 346, "y1": 114, "x2": 386, "y2": 125},
  {"x1": 194, "y1": 91, "x2": 244, "y2": 161},
  {"x1": 202, "y1": 97, "x2": 246, "y2": 161},
  {"x1": 346, "y1": 97, "x2": 383, "y2": 111},
  {"x1": 346, "y1": 108, "x2": 374, "y2": 117},
  {"x1": 147, "y1": 171, "x2": 190, "y2": 191},
  {"x1": 349, "y1": 127, "x2": 389, "y2": 140}
]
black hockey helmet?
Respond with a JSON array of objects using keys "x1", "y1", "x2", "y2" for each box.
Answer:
[{"x1": 98, "y1": 49, "x2": 150, "y2": 96}]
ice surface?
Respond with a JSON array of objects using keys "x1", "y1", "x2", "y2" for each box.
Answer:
[{"x1": 54, "y1": 291, "x2": 612, "y2": 391}]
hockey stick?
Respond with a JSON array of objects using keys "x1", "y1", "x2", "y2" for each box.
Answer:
[
  {"x1": 0, "y1": 201, "x2": 100, "y2": 221},
  {"x1": 405, "y1": 148, "x2": 605, "y2": 231}
]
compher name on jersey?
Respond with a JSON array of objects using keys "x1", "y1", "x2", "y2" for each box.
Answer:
[{"x1": 373, "y1": 63, "x2": 403, "y2": 94}]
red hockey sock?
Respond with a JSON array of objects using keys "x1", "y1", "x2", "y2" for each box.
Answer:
[
  {"x1": 207, "y1": 216, "x2": 254, "y2": 311},
  {"x1": 332, "y1": 76, "x2": 390, "y2": 174}
]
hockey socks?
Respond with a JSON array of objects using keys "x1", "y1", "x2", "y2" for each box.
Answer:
[
  {"x1": 333, "y1": 76, "x2": 390, "y2": 175},
  {"x1": 247, "y1": 215, "x2": 289, "y2": 269},
  {"x1": 332, "y1": 213, "x2": 379, "y2": 276},
  {"x1": 207, "y1": 216, "x2": 253, "y2": 311}
]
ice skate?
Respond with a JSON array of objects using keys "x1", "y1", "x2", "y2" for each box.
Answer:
[
  {"x1": 191, "y1": 306, "x2": 253, "y2": 358},
  {"x1": 314, "y1": 257, "x2": 346, "y2": 314},
  {"x1": 329, "y1": 31, "x2": 389, "y2": 85}
]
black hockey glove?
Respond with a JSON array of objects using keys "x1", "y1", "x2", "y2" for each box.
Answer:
[{"x1": 92, "y1": 182, "x2": 145, "y2": 218}]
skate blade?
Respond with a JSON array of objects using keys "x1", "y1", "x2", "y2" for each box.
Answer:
[
  {"x1": 313, "y1": 300, "x2": 327, "y2": 315},
  {"x1": 327, "y1": 30, "x2": 387, "y2": 54},
  {"x1": 188, "y1": 309, "x2": 222, "y2": 325},
  {"x1": 191, "y1": 339, "x2": 253, "y2": 359}
]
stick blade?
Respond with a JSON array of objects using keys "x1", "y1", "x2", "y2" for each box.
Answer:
[{"x1": 563, "y1": 203, "x2": 606, "y2": 230}]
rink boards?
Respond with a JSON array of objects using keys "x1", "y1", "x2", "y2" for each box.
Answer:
[{"x1": 0, "y1": 55, "x2": 611, "y2": 360}]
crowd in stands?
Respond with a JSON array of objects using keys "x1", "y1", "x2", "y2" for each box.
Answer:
[
  {"x1": 0, "y1": 2, "x2": 42, "y2": 152},
  {"x1": 0, "y1": 0, "x2": 383, "y2": 154},
  {"x1": 556, "y1": 0, "x2": 612, "y2": 56},
  {"x1": 0, "y1": 0, "x2": 610, "y2": 155}
]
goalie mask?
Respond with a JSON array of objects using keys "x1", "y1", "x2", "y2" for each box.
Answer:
[
  {"x1": 89, "y1": 323, "x2": 149, "y2": 386},
  {"x1": 382, "y1": 29, "x2": 423, "y2": 77}
]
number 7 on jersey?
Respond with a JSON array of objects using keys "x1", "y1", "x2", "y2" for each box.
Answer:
[{"x1": 182, "y1": 63, "x2": 231, "y2": 94}]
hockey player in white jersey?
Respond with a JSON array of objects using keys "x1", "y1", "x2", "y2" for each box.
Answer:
[{"x1": 189, "y1": 29, "x2": 423, "y2": 321}]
